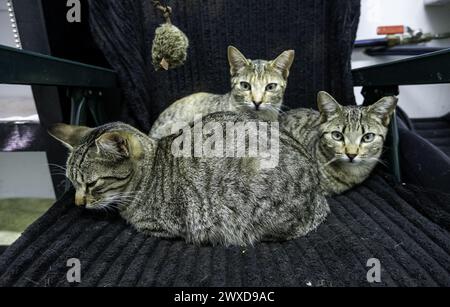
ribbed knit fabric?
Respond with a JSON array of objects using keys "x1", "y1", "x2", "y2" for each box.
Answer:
[
  {"x1": 87, "y1": 0, "x2": 360, "y2": 132},
  {"x1": 1, "y1": 173, "x2": 449, "y2": 287},
  {"x1": 413, "y1": 116, "x2": 450, "y2": 157}
]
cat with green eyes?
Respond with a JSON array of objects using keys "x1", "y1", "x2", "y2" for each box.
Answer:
[
  {"x1": 281, "y1": 91, "x2": 398, "y2": 195},
  {"x1": 149, "y1": 46, "x2": 295, "y2": 139},
  {"x1": 48, "y1": 112, "x2": 329, "y2": 246}
]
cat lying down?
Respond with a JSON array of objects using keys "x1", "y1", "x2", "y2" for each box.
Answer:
[
  {"x1": 49, "y1": 112, "x2": 329, "y2": 246},
  {"x1": 282, "y1": 91, "x2": 398, "y2": 195}
]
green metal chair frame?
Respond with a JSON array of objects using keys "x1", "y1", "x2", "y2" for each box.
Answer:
[{"x1": 0, "y1": 44, "x2": 117, "y2": 127}]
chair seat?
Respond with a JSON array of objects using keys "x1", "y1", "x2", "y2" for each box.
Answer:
[
  {"x1": 0, "y1": 173, "x2": 449, "y2": 287},
  {"x1": 413, "y1": 116, "x2": 450, "y2": 156}
]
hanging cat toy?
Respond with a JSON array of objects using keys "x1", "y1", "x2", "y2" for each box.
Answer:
[{"x1": 151, "y1": 0, "x2": 189, "y2": 71}]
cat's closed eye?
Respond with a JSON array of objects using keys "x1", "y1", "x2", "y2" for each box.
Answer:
[
  {"x1": 86, "y1": 180, "x2": 98, "y2": 188},
  {"x1": 86, "y1": 179, "x2": 108, "y2": 192}
]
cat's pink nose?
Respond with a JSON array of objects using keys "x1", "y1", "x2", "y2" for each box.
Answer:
[
  {"x1": 346, "y1": 153, "x2": 357, "y2": 161},
  {"x1": 253, "y1": 101, "x2": 262, "y2": 110}
]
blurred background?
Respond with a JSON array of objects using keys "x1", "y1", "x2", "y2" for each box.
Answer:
[{"x1": 352, "y1": 0, "x2": 450, "y2": 117}]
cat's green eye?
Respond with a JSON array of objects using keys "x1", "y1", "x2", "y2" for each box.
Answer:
[
  {"x1": 331, "y1": 131, "x2": 343, "y2": 141},
  {"x1": 240, "y1": 81, "x2": 251, "y2": 91},
  {"x1": 265, "y1": 83, "x2": 278, "y2": 91},
  {"x1": 362, "y1": 133, "x2": 375, "y2": 143}
]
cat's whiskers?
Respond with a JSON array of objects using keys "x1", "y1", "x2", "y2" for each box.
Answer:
[
  {"x1": 48, "y1": 163, "x2": 67, "y2": 171},
  {"x1": 47, "y1": 163, "x2": 68, "y2": 177},
  {"x1": 235, "y1": 102, "x2": 253, "y2": 109},
  {"x1": 100, "y1": 191, "x2": 146, "y2": 210},
  {"x1": 49, "y1": 172, "x2": 67, "y2": 177},
  {"x1": 88, "y1": 193, "x2": 134, "y2": 211},
  {"x1": 366, "y1": 157, "x2": 388, "y2": 167},
  {"x1": 267, "y1": 105, "x2": 287, "y2": 115},
  {"x1": 321, "y1": 156, "x2": 339, "y2": 167},
  {"x1": 111, "y1": 192, "x2": 143, "y2": 204}
]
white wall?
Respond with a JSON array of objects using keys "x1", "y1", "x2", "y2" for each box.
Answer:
[
  {"x1": 0, "y1": 152, "x2": 55, "y2": 199},
  {"x1": 0, "y1": 0, "x2": 36, "y2": 120},
  {"x1": 352, "y1": 0, "x2": 450, "y2": 118},
  {"x1": 0, "y1": 0, "x2": 14, "y2": 46}
]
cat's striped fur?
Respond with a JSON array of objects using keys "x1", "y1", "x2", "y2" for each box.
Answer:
[
  {"x1": 149, "y1": 46, "x2": 294, "y2": 139},
  {"x1": 281, "y1": 91, "x2": 397, "y2": 195},
  {"x1": 49, "y1": 112, "x2": 329, "y2": 246}
]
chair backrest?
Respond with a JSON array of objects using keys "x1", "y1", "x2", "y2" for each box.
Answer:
[{"x1": 89, "y1": 0, "x2": 360, "y2": 132}]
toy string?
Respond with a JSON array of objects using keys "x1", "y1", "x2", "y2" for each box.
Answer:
[{"x1": 152, "y1": 0, "x2": 172, "y2": 24}]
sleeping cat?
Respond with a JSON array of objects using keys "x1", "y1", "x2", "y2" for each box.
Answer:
[
  {"x1": 49, "y1": 112, "x2": 328, "y2": 246},
  {"x1": 149, "y1": 46, "x2": 295, "y2": 139},
  {"x1": 281, "y1": 91, "x2": 397, "y2": 195}
]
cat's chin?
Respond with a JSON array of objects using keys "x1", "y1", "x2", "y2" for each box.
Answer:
[
  {"x1": 338, "y1": 158, "x2": 362, "y2": 165},
  {"x1": 339, "y1": 158, "x2": 376, "y2": 172}
]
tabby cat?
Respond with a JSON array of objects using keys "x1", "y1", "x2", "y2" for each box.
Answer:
[
  {"x1": 149, "y1": 46, "x2": 295, "y2": 139},
  {"x1": 49, "y1": 112, "x2": 328, "y2": 246},
  {"x1": 281, "y1": 91, "x2": 397, "y2": 195}
]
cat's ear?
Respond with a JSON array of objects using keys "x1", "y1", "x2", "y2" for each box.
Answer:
[
  {"x1": 271, "y1": 50, "x2": 295, "y2": 79},
  {"x1": 368, "y1": 96, "x2": 398, "y2": 126},
  {"x1": 48, "y1": 123, "x2": 92, "y2": 150},
  {"x1": 317, "y1": 91, "x2": 342, "y2": 122},
  {"x1": 95, "y1": 131, "x2": 142, "y2": 160},
  {"x1": 228, "y1": 46, "x2": 250, "y2": 75}
]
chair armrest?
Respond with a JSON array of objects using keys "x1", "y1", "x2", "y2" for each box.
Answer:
[
  {"x1": 0, "y1": 44, "x2": 118, "y2": 88},
  {"x1": 352, "y1": 48, "x2": 450, "y2": 86},
  {"x1": 351, "y1": 48, "x2": 450, "y2": 184}
]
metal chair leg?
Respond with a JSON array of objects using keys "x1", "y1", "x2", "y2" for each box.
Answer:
[
  {"x1": 69, "y1": 88, "x2": 107, "y2": 127},
  {"x1": 389, "y1": 112, "x2": 401, "y2": 183},
  {"x1": 87, "y1": 91, "x2": 107, "y2": 126},
  {"x1": 70, "y1": 91, "x2": 87, "y2": 126}
]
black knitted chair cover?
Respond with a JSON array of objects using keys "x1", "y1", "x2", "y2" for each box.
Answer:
[
  {"x1": 1, "y1": 173, "x2": 450, "y2": 286},
  {"x1": 412, "y1": 114, "x2": 450, "y2": 157},
  {"x1": 87, "y1": 0, "x2": 360, "y2": 132},
  {"x1": 1, "y1": 0, "x2": 450, "y2": 287}
]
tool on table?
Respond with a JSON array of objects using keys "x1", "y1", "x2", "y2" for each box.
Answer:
[{"x1": 355, "y1": 25, "x2": 450, "y2": 49}]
